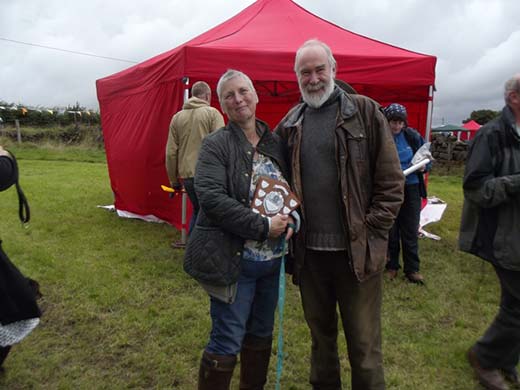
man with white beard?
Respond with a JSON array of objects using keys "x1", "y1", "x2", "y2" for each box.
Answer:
[{"x1": 275, "y1": 39, "x2": 404, "y2": 390}]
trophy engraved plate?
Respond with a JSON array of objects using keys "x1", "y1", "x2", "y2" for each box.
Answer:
[{"x1": 251, "y1": 177, "x2": 300, "y2": 217}]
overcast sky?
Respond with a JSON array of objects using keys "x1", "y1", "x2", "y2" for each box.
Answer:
[{"x1": 1, "y1": 0, "x2": 519, "y2": 126}]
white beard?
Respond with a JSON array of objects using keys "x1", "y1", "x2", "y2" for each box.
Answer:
[{"x1": 300, "y1": 77, "x2": 335, "y2": 109}]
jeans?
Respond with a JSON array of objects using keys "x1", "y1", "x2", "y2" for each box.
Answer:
[
  {"x1": 474, "y1": 265, "x2": 520, "y2": 372},
  {"x1": 206, "y1": 258, "x2": 281, "y2": 356},
  {"x1": 387, "y1": 184, "x2": 421, "y2": 274},
  {"x1": 300, "y1": 250, "x2": 385, "y2": 390},
  {"x1": 182, "y1": 178, "x2": 198, "y2": 234}
]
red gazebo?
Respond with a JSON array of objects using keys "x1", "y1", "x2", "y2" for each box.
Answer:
[{"x1": 96, "y1": 0, "x2": 437, "y2": 227}]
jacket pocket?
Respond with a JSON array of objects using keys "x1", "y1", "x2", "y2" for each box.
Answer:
[
  {"x1": 345, "y1": 132, "x2": 370, "y2": 196},
  {"x1": 184, "y1": 226, "x2": 242, "y2": 286},
  {"x1": 364, "y1": 223, "x2": 389, "y2": 275},
  {"x1": 345, "y1": 131, "x2": 368, "y2": 162},
  {"x1": 494, "y1": 204, "x2": 520, "y2": 270}
]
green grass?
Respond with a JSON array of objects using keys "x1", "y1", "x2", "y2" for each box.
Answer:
[
  {"x1": 0, "y1": 150, "x2": 506, "y2": 389},
  {"x1": 0, "y1": 136, "x2": 105, "y2": 163}
]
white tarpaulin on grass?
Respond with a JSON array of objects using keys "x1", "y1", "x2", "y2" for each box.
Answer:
[
  {"x1": 419, "y1": 196, "x2": 447, "y2": 240},
  {"x1": 96, "y1": 205, "x2": 166, "y2": 223}
]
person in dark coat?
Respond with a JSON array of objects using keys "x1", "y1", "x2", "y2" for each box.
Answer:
[
  {"x1": 0, "y1": 145, "x2": 40, "y2": 373},
  {"x1": 0, "y1": 146, "x2": 16, "y2": 189},
  {"x1": 383, "y1": 103, "x2": 430, "y2": 284},
  {"x1": 184, "y1": 70, "x2": 297, "y2": 390},
  {"x1": 459, "y1": 74, "x2": 520, "y2": 390}
]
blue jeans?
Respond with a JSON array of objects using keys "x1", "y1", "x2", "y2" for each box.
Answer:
[{"x1": 206, "y1": 258, "x2": 281, "y2": 355}]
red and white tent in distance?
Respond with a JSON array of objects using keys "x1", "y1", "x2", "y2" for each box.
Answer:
[
  {"x1": 462, "y1": 119, "x2": 481, "y2": 140},
  {"x1": 96, "y1": 0, "x2": 437, "y2": 228}
]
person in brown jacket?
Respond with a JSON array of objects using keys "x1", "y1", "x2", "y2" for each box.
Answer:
[
  {"x1": 275, "y1": 39, "x2": 404, "y2": 390},
  {"x1": 165, "y1": 81, "x2": 225, "y2": 233}
]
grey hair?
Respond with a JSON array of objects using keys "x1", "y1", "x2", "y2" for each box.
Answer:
[
  {"x1": 294, "y1": 39, "x2": 337, "y2": 73},
  {"x1": 191, "y1": 81, "x2": 211, "y2": 98},
  {"x1": 216, "y1": 69, "x2": 256, "y2": 102},
  {"x1": 504, "y1": 74, "x2": 520, "y2": 104}
]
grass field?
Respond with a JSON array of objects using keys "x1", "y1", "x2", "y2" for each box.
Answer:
[{"x1": 0, "y1": 146, "x2": 505, "y2": 389}]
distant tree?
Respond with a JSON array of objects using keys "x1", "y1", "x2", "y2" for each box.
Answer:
[
  {"x1": 0, "y1": 99, "x2": 98, "y2": 127},
  {"x1": 66, "y1": 102, "x2": 86, "y2": 112},
  {"x1": 463, "y1": 109, "x2": 501, "y2": 125}
]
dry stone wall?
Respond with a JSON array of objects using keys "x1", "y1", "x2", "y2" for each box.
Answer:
[{"x1": 430, "y1": 133, "x2": 468, "y2": 163}]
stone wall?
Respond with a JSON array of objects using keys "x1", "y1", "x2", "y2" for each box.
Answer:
[{"x1": 430, "y1": 133, "x2": 468, "y2": 163}]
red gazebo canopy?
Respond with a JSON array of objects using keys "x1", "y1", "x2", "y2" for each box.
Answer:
[{"x1": 462, "y1": 120, "x2": 481, "y2": 130}]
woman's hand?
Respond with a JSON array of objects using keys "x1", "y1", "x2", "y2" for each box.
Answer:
[
  {"x1": 268, "y1": 214, "x2": 289, "y2": 238},
  {"x1": 268, "y1": 214, "x2": 296, "y2": 239}
]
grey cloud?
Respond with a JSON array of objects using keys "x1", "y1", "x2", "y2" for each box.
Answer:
[{"x1": 1, "y1": 0, "x2": 518, "y2": 126}]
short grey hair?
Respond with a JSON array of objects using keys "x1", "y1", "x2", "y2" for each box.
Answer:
[
  {"x1": 294, "y1": 39, "x2": 337, "y2": 73},
  {"x1": 216, "y1": 69, "x2": 256, "y2": 102},
  {"x1": 191, "y1": 81, "x2": 211, "y2": 98},
  {"x1": 504, "y1": 74, "x2": 520, "y2": 104}
]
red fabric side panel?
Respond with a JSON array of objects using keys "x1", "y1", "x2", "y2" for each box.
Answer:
[{"x1": 100, "y1": 81, "x2": 191, "y2": 229}]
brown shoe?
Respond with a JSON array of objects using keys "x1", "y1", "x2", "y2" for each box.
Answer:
[
  {"x1": 405, "y1": 272, "x2": 425, "y2": 284},
  {"x1": 467, "y1": 347, "x2": 509, "y2": 390},
  {"x1": 385, "y1": 269, "x2": 398, "y2": 280}
]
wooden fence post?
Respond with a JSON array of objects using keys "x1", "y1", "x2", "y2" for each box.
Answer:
[{"x1": 15, "y1": 119, "x2": 21, "y2": 144}]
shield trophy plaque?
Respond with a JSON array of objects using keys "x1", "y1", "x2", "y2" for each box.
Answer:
[{"x1": 251, "y1": 177, "x2": 300, "y2": 217}]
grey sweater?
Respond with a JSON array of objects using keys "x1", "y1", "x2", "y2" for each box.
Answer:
[{"x1": 300, "y1": 87, "x2": 347, "y2": 250}]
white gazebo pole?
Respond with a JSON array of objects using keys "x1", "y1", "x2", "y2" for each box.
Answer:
[
  {"x1": 425, "y1": 85, "x2": 434, "y2": 141},
  {"x1": 173, "y1": 77, "x2": 190, "y2": 248},
  {"x1": 180, "y1": 77, "x2": 189, "y2": 246}
]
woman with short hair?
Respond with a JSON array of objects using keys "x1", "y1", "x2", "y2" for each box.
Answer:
[{"x1": 184, "y1": 70, "x2": 297, "y2": 389}]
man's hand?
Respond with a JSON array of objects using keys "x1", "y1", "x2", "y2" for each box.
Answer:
[
  {"x1": 268, "y1": 214, "x2": 289, "y2": 238},
  {"x1": 285, "y1": 216, "x2": 296, "y2": 240}
]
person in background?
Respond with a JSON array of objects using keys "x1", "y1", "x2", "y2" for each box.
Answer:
[
  {"x1": 459, "y1": 74, "x2": 520, "y2": 390},
  {"x1": 0, "y1": 145, "x2": 41, "y2": 374},
  {"x1": 165, "y1": 81, "x2": 225, "y2": 234},
  {"x1": 0, "y1": 146, "x2": 14, "y2": 187},
  {"x1": 184, "y1": 69, "x2": 296, "y2": 390},
  {"x1": 275, "y1": 39, "x2": 404, "y2": 390},
  {"x1": 383, "y1": 103, "x2": 430, "y2": 284}
]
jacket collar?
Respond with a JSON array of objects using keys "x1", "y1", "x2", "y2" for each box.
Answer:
[
  {"x1": 227, "y1": 118, "x2": 271, "y2": 144},
  {"x1": 502, "y1": 105, "x2": 520, "y2": 141},
  {"x1": 283, "y1": 88, "x2": 358, "y2": 128}
]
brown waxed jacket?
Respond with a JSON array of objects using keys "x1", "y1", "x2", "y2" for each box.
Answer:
[
  {"x1": 275, "y1": 91, "x2": 404, "y2": 283},
  {"x1": 165, "y1": 97, "x2": 224, "y2": 185}
]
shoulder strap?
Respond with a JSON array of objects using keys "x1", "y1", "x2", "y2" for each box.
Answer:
[
  {"x1": 6, "y1": 150, "x2": 30, "y2": 224},
  {"x1": 403, "y1": 127, "x2": 419, "y2": 153}
]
